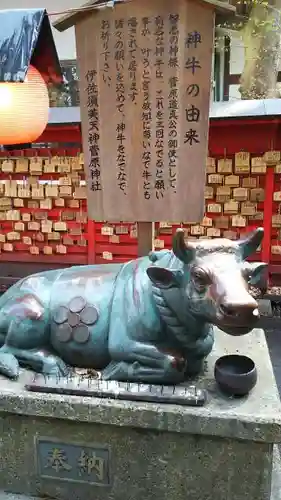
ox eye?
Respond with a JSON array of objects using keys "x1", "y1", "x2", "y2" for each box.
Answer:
[
  {"x1": 191, "y1": 268, "x2": 210, "y2": 290},
  {"x1": 243, "y1": 268, "x2": 252, "y2": 282}
]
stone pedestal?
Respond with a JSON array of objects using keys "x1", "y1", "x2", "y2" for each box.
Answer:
[{"x1": 0, "y1": 328, "x2": 280, "y2": 500}]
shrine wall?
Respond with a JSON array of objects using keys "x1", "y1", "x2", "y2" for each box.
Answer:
[{"x1": 0, "y1": 115, "x2": 280, "y2": 292}]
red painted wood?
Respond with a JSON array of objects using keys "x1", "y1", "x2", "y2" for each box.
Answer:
[
  {"x1": 0, "y1": 253, "x2": 87, "y2": 265},
  {"x1": 94, "y1": 222, "x2": 136, "y2": 230},
  {"x1": 87, "y1": 219, "x2": 96, "y2": 264},
  {"x1": 269, "y1": 263, "x2": 281, "y2": 273},
  {"x1": 209, "y1": 120, "x2": 280, "y2": 156},
  {"x1": 2, "y1": 118, "x2": 281, "y2": 280},
  {"x1": 96, "y1": 256, "x2": 134, "y2": 264},
  {"x1": 37, "y1": 125, "x2": 81, "y2": 144},
  {"x1": 0, "y1": 147, "x2": 82, "y2": 158},
  {"x1": 17, "y1": 208, "x2": 84, "y2": 216},
  {"x1": 262, "y1": 167, "x2": 275, "y2": 265},
  {"x1": 96, "y1": 243, "x2": 138, "y2": 256},
  {"x1": 0, "y1": 174, "x2": 85, "y2": 181},
  {"x1": 95, "y1": 234, "x2": 137, "y2": 244}
]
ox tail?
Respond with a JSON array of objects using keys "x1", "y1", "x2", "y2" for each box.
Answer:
[
  {"x1": 1, "y1": 293, "x2": 45, "y2": 322},
  {"x1": 0, "y1": 333, "x2": 5, "y2": 347},
  {"x1": 0, "y1": 293, "x2": 46, "y2": 379},
  {"x1": 0, "y1": 293, "x2": 45, "y2": 345}
]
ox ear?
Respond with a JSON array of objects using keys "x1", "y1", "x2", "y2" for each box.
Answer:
[
  {"x1": 172, "y1": 229, "x2": 195, "y2": 264},
  {"x1": 248, "y1": 262, "x2": 268, "y2": 286},
  {"x1": 147, "y1": 267, "x2": 182, "y2": 289},
  {"x1": 238, "y1": 227, "x2": 264, "y2": 260}
]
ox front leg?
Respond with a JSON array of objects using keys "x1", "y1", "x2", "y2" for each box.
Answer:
[
  {"x1": 106, "y1": 341, "x2": 187, "y2": 384},
  {"x1": 102, "y1": 360, "x2": 185, "y2": 384}
]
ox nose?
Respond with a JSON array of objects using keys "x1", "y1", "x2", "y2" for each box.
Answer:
[{"x1": 219, "y1": 300, "x2": 260, "y2": 323}]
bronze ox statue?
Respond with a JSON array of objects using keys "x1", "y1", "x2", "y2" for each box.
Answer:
[{"x1": 0, "y1": 227, "x2": 266, "y2": 384}]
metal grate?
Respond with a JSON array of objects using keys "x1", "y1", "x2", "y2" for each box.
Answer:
[{"x1": 26, "y1": 374, "x2": 207, "y2": 406}]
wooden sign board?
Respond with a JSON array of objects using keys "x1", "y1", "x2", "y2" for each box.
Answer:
[{"x1": 74, "y1": 0, "x2": 215, "y2": 222}]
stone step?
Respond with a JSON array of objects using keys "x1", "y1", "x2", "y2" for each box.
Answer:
[
  {"x1": 0, "y1": 449, "x2": 280, "y2": 500},
  {"x1": 271, "y1": 446, "x2": 281, "y2": 500},
  {"x1": 0, "y1": 495, "x2": 40, "y2": 500},
  {"x1": 0, "y1": 328, "x2": 279, "y2": 500},
  {"x1": 258, "y1": 299, "x2": 273, "y2": 316},
  {"x1": 0, "y1": 445, "x2": 280, "y2": 500}
]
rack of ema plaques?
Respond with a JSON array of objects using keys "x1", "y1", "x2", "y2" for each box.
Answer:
[
  {"x1": 0, "y1": 148, "x2": 139, "y2": 292},
  {"x1": 0, "y1": 147, "x2": 271, "y2": 281},
  {"x1": 2, "y1": 120, "x2": 281, "y2": 291},
  {"x1": 0, "y1": 149, "x2": 270, "y2": 259}
]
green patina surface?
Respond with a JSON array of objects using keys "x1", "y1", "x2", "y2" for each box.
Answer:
[{"x1": 0, "y1": 228, "x2": 266, "y2": 384}]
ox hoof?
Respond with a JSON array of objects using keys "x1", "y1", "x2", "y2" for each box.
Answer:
[
  {"x1": 42, "y1": 355, "x2": 70, "y2": 377},
  {"x1": 184, "y1": 358, "x2": 205, "y2": 377},
  {"x1": 170, "y1": 356, "x2": 187, "y2": 372},
  {"x1": 0, "y1": 352, "x2": 19, "y2": 379},
  {"x1": 162, "y1": 357, "x2": 187, "y2": 384}
]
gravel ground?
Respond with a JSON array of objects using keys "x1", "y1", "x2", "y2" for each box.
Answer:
[
  {"x1": 265, "y1": 328, "x2": 281, "y2": 499},
  {"x1": 265, "y1": 328, "x2": 281, "y2": 395}
]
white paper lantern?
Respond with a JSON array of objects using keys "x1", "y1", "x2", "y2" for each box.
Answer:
[{"x1": 0, "y1": 65, "x2": 49, "y2": 145}]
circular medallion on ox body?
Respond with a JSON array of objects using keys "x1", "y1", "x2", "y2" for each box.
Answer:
[
  {"x1": 80, "y1": 305, "x2": 99, "y2": 325},
  {"x1": 67, "y1": 312, "x2": 80, "y2": 327},
  {"x1": 72, "y1": 324, "x2": 90, "y2": 344},
  {"x1": 53, "y1": 306, "x2": 68, "y2": 325},
  {"x1": 68, "y1": 296, "x2": 86, "y2": 313},
  {"x1": 56, "y1": 323, "x2": 72, "y2": 343}
]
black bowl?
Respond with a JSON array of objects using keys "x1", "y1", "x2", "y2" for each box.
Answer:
[{"x1": 214, "y1": 354, "x2": 257, "y2": 397}]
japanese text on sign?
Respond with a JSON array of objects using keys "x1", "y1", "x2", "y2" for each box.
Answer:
[
  {"x1": 128, "y1": 17, "x2": 138, "y2": 102},
  {"x1": 36, "y1": 439, "x2": 110, "y2": 486},
  {"x1": 100, "y1": 20, "x2": 111, "y2": 87},
  {"x1": 184, "y1": 30, "x2": 202, "y2": 147},
  {"x1": 154, "y1": 15, "x2": 165, "y2": 200},
  {"x1": 77, "y1": 0, "x2": 214, "y2": 221},
  {"x1": 141, "y1": 20, "x2": 152, "y2": 200},
  {"x1": 114, "y1": 19, "x2": 128, "y2": 194},
  {"x1": 99, "y1": 13, "x2": 203, "y2": 201},
  {"x1": 168, "y1": 13, "x2": 179, "y2": 192},
  {"x1": 86, "y1": 69, "x2": 102, "y2": 193}
]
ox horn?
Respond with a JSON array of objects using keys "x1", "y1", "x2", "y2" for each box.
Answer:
[
  {"x1": 172, "y1": 228, "x2": 195, "y2": 264},
  {"x1": 238, "y1": 227, "x2": 264, "y2": 260}
]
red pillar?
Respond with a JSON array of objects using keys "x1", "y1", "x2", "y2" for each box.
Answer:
[
  {"x1": 87, "y1": 219, "x2": 96, "y2": 264},
  {"x1": 262, "y1": 166, "x2": 274, "y2": 267}
]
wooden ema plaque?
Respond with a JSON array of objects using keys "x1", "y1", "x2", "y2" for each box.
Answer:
[{"x1": 70, "y1": 0, "x2": 223, "y2": 222}]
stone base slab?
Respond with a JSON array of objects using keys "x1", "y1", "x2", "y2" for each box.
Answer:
[{"x1": 0, "y1": 328, "x2": 279, "y2": 500}]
